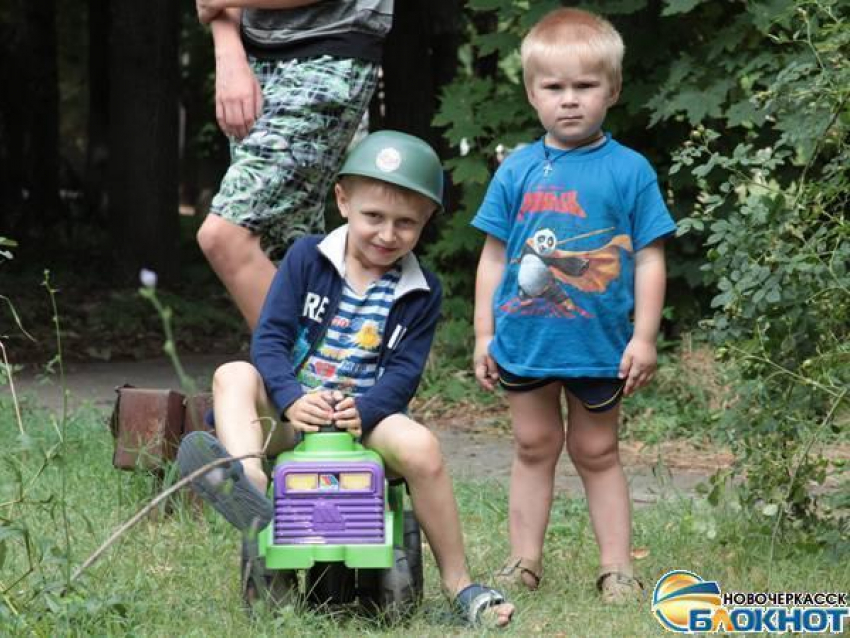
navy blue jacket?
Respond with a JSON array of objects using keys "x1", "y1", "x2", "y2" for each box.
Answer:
[{"x1": 251, "y1": 225, "x2": 442, "y2": 435}]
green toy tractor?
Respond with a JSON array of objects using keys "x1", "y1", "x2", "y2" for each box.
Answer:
[{"x1": 242, "y1": 428, "x2": 423, "y2": 618}]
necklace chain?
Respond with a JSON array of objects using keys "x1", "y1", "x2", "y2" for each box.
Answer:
[{"x1": 542, "y1": 133, "x2": 605, "y2": 176}]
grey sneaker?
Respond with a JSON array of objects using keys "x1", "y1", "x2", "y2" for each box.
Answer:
[{"x1": 177, "y1": 431, "x2": 273, "y2": 532}]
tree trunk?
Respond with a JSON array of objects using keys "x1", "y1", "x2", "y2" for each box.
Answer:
[
  {"x1": 86, "y1": 0, "x2": 110, "y2": 225},
  {"x1": 0, "y1": 17, "x2": 23, "y2": 232},
  {"x1": 379, "y1": 0, "x2": 462, "y2": 152},
  {"x1": 108, "y1": 0, "x2": 180, "y2": 283},
  {"x1": 375, "y1": 0, "x2": 463, "y2": 223},
  {"x1": 379, "y1": 1, "x2": 433, "y2": 143},
  {"x1": 15, "y1": 0, "x2": 62, "y2": 240}
]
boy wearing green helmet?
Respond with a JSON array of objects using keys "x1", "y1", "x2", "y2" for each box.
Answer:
[{"x1": 179, "y1": 131, "x2": 515, "y2": 627}]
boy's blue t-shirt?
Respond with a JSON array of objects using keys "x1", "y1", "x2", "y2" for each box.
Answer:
[{"x1": 472, "y1": 135, "x2": 676, "y2": 378}]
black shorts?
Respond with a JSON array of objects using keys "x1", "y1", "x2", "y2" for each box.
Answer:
[{"x1": 497, "y1": 365, "x2": 624, "y2": 413}]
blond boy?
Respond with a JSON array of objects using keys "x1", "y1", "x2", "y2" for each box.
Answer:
[
  {"x1": 181, "y1": 131, "x2": 514, "y2": 626},
  {"x1": 472, "y1": 9, "x2": 676, "y2": 603}
]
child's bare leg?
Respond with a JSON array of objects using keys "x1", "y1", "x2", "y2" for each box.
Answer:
[
  {"x1": 366, "y1": 415, "x2": 467, "y2": 589},
  {"x1": 366, "y1": 415, "x2": 514, "y2": 625},
  {"x1": 504, "y1": 382, "x2": 564, "y2": 583},
  {"x1": 212, "y1": 361, "x2": 294, "y2": 492},
  {"x1": 564, "y1": 397, "x2": 632, "y2": 569}
]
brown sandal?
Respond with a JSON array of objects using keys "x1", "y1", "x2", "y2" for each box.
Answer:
[
  {"x1": 596, "y1": 568, "x2": 644, "y2": 604},
  {"x1": 495, "y1": 557, "x2": 543, "y2": 591}
]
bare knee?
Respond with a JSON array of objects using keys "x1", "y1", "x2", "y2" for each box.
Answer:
[
  {"x1": 197, "y1": 215, "x2": 253, "y2": 269},
  {"x1": 567, "y1": 436, "x2": 619, "y2": 475},
  {"x1": 212, "y1": 361, "x2": 262, "y2": 395},
  {"x1": 197, "y1": 215, "x2": 225, "y2": 257},
  {"x1": 514, "y1": 426, "x2": 563, "y2": 466},
  {"x1": 390, "y1": 428, "x2": 445, "y2": 481}
]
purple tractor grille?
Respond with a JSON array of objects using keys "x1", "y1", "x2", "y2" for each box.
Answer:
[{"x1": 273, "y1": 462, "x2": 385, "y2": 545}]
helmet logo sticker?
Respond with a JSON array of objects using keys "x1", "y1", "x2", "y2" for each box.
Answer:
[{"x1": 375, "y1": 147, "x2": 402, "y2": 173}]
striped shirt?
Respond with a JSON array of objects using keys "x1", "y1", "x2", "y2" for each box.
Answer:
[{"x1": 297, "y1": 266, "x2": 400, "y2": 397}]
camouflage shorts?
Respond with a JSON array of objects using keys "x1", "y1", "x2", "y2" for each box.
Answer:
[{"x1": 210, "y1": 55, "x2": 378, "y2": 260}]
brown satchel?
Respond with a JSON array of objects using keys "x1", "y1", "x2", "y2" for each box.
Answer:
[{"x1": 109, "y1": 386, "x2": 186, "y2": 470}]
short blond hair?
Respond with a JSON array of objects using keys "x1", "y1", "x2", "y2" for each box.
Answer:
[{"x1": 521, "y1": 8, "x2": 624, "y2": 89}]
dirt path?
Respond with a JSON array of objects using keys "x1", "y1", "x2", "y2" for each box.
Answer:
[{"x1": 5, "y1": 355, "x2": 730, "y2": 505}]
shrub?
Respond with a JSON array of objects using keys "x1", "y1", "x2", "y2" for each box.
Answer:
[{"x1": 673, "y1": 1, "x2": 848, "y2": 534}]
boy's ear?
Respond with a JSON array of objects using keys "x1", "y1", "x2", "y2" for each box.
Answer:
[
  {"x1": 525, "y1": 83, "x2": 539, "y2": 108},
  {"x1": 334, "y1": 182, "x2": 350, "y2": 219},
  {"x1": 607, "y1": 79, "x2": 622, "y2": 106}
]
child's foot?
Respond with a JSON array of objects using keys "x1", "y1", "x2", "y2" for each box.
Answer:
[
  {"x1": 177, "y1": 431, "x2": 273, "y2": 532},
  {"x1": 596, "y1": 564, "x2": 643, "y2": 604},
  {"x1": 495, "y1": 556, "x2": 543, "y2": 591},
  {"x1": 453, "y1": 583, "x2": 514, "y2": 627}
]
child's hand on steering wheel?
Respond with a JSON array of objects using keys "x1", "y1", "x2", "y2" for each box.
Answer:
[
  {"x1": 284, "y1": 392, "x2": 334, "y2": 432},
  {"x1": 328, "y1": 390, "x2": 362, "y2": 438}
]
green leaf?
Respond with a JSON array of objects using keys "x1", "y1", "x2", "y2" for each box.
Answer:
[
  {"x1": 593, "y1": 0, "x2": 649, "y2": 14},
  {"x1": 475, "y1": 31, "x2": 520, "y2": 57},
  {"x1": 518, "y1": 1, "x2": 565, "y2": 28},
  {"x1": 445, "y1": 156, "x2": 492, "y2": 185},
  {"x1": 469, "y1": 0, "x2": 513, "y2": 11},
  {"x1": 661, "y1": 0, "x2": 708, "y2": 16},
  {"x1": 665, "y1": 80, "x2": 734, "y2": 125},
  {"x1": 726, "y1": 99, "x2": 766, "y2": 127}
]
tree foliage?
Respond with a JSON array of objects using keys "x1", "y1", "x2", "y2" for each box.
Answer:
[{"x1": 672, "y1": 0, "x2": 848, "y2": 534}]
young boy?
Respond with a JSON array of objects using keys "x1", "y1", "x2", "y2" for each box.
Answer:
[
  {"x1": 472, "y1": 8, "x2": 676, "y2": 603},
  {"x1": 179, "y1": 131, "x2": 514, "y2": 627},
  {"x1": 195, "y1": 0, "x2": 392, "y2": 329}
]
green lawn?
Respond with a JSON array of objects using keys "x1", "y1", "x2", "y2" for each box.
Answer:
[{"x1": 2, "y1": 402, "x2": 847, "y2": 637}]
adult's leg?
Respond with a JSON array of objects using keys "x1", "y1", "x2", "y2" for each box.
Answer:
[
  {"x1": 564, "y1": 396, "x2": 631, "y2": 569},
  {"x1": 197, "y1": 216, "x2": 276, "y2": 330},
  {"x1": 504, "y1": 382, "x2": 564, "y2": 586},
  {"x1": 366, "y1": 415, "x2": 513, "y2": 625},
  {"x1": 212, "y1": 360, "x2": 294, "y2": 492}
]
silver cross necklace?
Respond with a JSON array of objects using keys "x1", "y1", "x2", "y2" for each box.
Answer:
[{"x1": 541, "y1": 132, "x2": 606, "y2": 177}]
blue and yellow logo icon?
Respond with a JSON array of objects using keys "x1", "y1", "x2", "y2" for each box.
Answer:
[{"x1": 652, "y1": 570, "x2": 722, "y2": 632}]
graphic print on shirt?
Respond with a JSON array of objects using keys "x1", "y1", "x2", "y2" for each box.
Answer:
[
  {"x1": 502, "y1": 226, "x2": 633, "y2": 318},
  {"x1": 517, "y1": 186, "x2": 587, "y2": 222},
  {"x1": 300, "y1": 317, "x2": 382, "y2": 392},
  {"x1": 296, "y1": 266, "x2": 399, "y2": 397},
  {"x1": 351, "y1": 321, "x2": 381, "y2": 351}
]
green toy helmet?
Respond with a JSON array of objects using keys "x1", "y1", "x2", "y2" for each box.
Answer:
[{"x1": 339, "y1": 130, "x2": 444, "y2": 209}]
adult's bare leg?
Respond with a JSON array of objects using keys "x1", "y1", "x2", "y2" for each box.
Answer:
[{"x1": 197, "y1": 214, "x2": 276, "y2": 329}]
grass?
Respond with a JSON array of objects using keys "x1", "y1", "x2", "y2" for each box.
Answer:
[{"x1": 2, "y1": 399, "x2": 848, "y2": 637}]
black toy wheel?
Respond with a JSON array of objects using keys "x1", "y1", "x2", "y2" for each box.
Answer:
[
  {"x1": 403, "y1": 510, "x2": 423, "y2": 598},
  {"x1": 241, "y1": 539, "x2": 300, "y2": 613},
  {"x1": 306, "y1": 562, "x2": 357, "y2": 606},
  {"x1": 359, "y1": 511, "x2": 423, "y2": 621}
]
